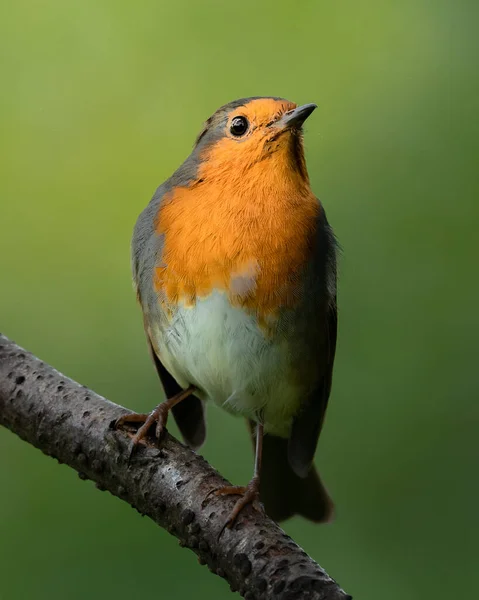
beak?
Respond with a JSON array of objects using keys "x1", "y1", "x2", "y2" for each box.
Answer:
[{"x1": 275, "y1": 103, "x2": 317, "y2": 130}]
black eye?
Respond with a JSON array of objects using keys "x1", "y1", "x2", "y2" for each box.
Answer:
[{"x1": 230, "y1": 116, "x2": 249, "y2": 137}]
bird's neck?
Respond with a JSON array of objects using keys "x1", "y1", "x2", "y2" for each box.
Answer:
[{"x1": 195, "y1": 143, "x2": 312, "y2": 214}]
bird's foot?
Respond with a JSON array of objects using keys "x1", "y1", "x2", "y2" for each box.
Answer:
[
  {"x1": 115, "y1": 403, "x2": 169, "y2": 463},
  {"x1": 114, "y1": 386, "x2": 196, "y2": 463},
  {"x1": 205, "y1": 476, "x2": 263, "y2": 536}
]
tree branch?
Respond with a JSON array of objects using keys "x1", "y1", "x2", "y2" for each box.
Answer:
[{"x1": 0, "y1": 334, "x2": 350, "y2": 600}]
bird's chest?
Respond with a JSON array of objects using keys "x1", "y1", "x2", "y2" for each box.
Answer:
[{"x1": 153, "y1": 183, "x2": 321, "y2": 322}]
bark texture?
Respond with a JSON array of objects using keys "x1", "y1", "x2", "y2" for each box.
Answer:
[{"x1": 0, "y1": 333, "x2": 351, "y2": 599}]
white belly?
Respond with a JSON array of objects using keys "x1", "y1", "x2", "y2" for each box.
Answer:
[{"x1": 148, "y1": 292, "x2": 311, "y2": 436}]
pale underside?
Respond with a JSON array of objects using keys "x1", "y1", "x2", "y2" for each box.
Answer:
[{"x1": 145, "y1": 288, "x2": 324, "y2": 438}]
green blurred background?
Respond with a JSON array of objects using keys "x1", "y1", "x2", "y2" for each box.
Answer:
[{"x1": 1, "y1": 1, "x2": 477, "y2": 598}]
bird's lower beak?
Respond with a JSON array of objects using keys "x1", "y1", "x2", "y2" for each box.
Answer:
[{"x1": 275, "y1": 103, "x2": 317, "y2": 130}]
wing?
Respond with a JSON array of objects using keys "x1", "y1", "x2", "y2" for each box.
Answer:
[
  {"x1": 288, "y1": 212, "x2": 338, "y2": 478},
  {"x1": 132, "y1": 175, "x2": 206, "y2": 450}
]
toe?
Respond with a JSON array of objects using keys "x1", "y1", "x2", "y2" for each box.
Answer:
[
  {"x1": 115, "y1": 412, "x2": 149, "y2": 429},
  {"x1": 214, "y1": 486, "x2": 247, "y2": 497},
  {"x1": 155, "y1": 421, "x2": 165, "y2": 442}
]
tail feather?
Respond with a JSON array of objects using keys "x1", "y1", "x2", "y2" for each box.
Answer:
[{"x1": 250, "y1": 423, "x2": 334, "y2": 523}]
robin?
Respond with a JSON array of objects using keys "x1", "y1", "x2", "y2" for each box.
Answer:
[{"x1": 116, "y1": 97, "x2": 338, "y2": 528}]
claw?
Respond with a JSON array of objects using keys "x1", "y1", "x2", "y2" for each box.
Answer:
[
  {"x1": 111, "y1": 385, "x2": 197, "y2": 470},
  {"x1": 113, "y1": 386, "x2": 196, "y2": 462},
  {"x1": 114, "y1": 407, "x2": 167, "y2": 462},
  {"x1": 204, "y1": 478, "x2": 263, "y2": 537},
  {"x1": 202, "y1": 485, "x2": 246, "y2": 508}
]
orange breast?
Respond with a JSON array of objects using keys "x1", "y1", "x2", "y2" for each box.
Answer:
[{"x1": 154, "y1": 141, "x2": 321, "y2": 321}]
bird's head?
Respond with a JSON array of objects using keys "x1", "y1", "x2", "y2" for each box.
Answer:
[{"x1": 192, "y1": 97, "x2": 316, "y2": 187}]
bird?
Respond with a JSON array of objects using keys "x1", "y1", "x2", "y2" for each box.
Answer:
[{"x1": 116, "y1": 96, "x2": 338, "y2": 528}]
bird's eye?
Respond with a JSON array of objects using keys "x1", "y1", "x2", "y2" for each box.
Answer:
[{"x1": 230, "y1": 116, "x2": 249, "y2": 137}]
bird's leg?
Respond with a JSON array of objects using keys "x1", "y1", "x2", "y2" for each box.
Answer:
[
  {"x1": 205, "y1": 423, "x2": 264, "y2": 533},
  {"x1": 115, "y1": 385, "x2": 196, "y2": 461}
]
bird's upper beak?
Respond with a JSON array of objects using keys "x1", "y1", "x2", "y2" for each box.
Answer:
[{"x1": 275, "y1": 103, "x2": 317, "y2": 130}]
